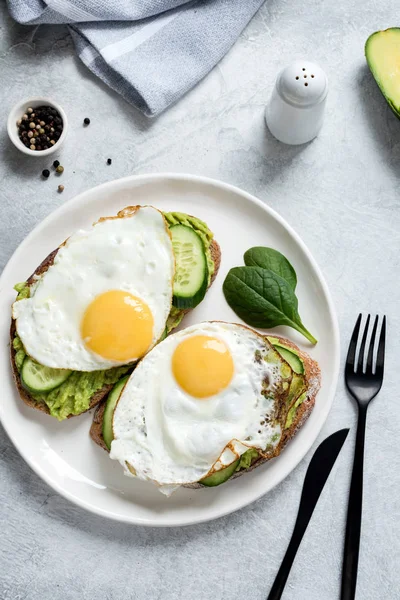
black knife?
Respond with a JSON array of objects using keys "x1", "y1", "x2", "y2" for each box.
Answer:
[{"x1": 267, "y1": 428, "x2": 350, "y2": 600}]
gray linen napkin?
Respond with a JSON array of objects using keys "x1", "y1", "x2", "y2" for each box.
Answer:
[{"x1": 7, "y1": 0, "x2": 265, "y2": 116}]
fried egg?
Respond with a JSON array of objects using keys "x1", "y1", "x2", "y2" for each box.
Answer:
[
  {"x1": 110, "y1": 322, "x2": 285, "y2": 495},
  {"x1": 12, "y1": 206, "x2": 174, "y2": 371}
]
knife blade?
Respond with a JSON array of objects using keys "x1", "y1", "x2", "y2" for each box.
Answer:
[{"x1": 267, "y1": 428, "x2": 350, "y2": 600}]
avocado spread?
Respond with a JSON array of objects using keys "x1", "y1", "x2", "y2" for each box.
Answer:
[{"x1": 12, "y1": 212, "x2": 215, "y2": 421}]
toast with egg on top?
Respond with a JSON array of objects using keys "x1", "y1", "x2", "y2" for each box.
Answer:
[
  {"x1": 10, "y1": 205, "x2": 221, "y2": 421},
  {"x1": 90, "y1": 323, "x2": 320, "y2": 493}
]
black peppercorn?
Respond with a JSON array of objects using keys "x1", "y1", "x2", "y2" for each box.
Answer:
[
  {"x1": 107, "y1": 158, "x2": 112, "y2": 165},
  {"x1": 83, "y1": 117, "x2": 90, "y2": 125},
  {"x1": 17, "y1": 104, "x2": 64, "y2": 152},
  {"x1": 53, "y1": 160, "x2": 60, "y2": 168},
  {"x1": 42, "y1": 169, "x2": 50, "y2": 178}
]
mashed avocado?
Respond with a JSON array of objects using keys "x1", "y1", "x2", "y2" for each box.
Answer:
[
  {"x1": 13, "y1": 329, "x2": 131, "y2": 420},
  {"x1": 236, "y1": 447, "x2": 259, "y2": 470},
  {"x1": 12, "y1": 213, "x2": 215, "y2": 420}
]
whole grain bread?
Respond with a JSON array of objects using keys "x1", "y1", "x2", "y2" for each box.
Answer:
[
  {"x1": 10, "y1": 207, "x2": 221, "y2": 418},
  {"x1": 90, "y1": 332, "x2": 321, "y2": 487}
]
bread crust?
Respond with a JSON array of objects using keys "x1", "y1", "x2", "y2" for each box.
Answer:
[
  {"x1": 90, "y1": 329, "x2": 321, "y2": 488},
  {"x1": 10, "y1": 207, "x2": 221, "y2": 419}
]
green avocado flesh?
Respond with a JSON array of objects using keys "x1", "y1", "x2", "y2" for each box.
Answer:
[
  {"x1": 12, "y1": 213, "x2": 214, "y2": 421},
  {"x1": 201, "y1": 459, "x2": 240, "y2": 487},
  {"x1": 272, "y1": 344, "x2": 304, "y2": 374},
  {"x1": 366, "y1": 28, "x2": 400, "y2": 118}
]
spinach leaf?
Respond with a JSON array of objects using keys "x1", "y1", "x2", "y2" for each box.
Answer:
[
  {"x1": 223, "y1": 266, "x2": 317, "y2": 344},
  {"x1": 244, "y1": 247, "x2": 297, "y2": 290}
]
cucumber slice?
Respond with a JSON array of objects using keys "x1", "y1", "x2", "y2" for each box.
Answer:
[
  {"x1": 200, "y1": 459, "x2": 240, "y2": 487},
  {"x1": 170, "y1": 224, "x2": 208, "y2": 309},
  {"x1": 21, "y1": 357, "x2": 71, "y2": 393},
  {"x1": 103, "y1": 375, "x2": 130, "y2": 450}
]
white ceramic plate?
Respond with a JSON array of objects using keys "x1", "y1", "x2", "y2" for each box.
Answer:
[{"x1": 0, "y1": 174, "x2": 340, "y2": 527}]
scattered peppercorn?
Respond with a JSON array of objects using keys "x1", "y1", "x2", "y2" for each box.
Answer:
[
  {"x1": 42, "y1": 169, "x2": 50, "y2": 178},
  {"x1": 56, "y1": 165, "x2": 64, "y2": 174},
  {"x1": 83, "y1": 117, "x2": 90, "y2": 125},
  {"x1": 16, "y1": 105, "x2": 64, "y2": 151},
  {"x1": 58, "y1": 185, "x2": 64, "y2": 193},
  {"x1": 53, "y1": 160, "x2": 60, "y2": 168},
  {"x1": 107, "y1": 158, "x2": 112, "y2": 165}
]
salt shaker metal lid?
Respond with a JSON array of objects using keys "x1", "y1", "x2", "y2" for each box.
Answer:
[{"x1": 265, "y1": 60, "x2": 328, "y2": 145}]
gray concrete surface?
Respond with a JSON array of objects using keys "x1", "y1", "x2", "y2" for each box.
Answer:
[{"x1": 0, "y1": 1, "x2": 399, "y2": 599}]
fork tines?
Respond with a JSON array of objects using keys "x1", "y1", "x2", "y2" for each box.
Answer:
[{"x1": 346, "y1": 314, "x2": 386, "y2": 377}]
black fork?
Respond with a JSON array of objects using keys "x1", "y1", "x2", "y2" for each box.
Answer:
[{"x1": 341, "y1": 314, "x2": 386, "y2": 600}]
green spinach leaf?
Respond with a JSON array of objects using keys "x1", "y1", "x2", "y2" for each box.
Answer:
[
  {"x1": 223, "y1": 266, "x2": 317, "y2": 344},
  {"x1": 244, "y1": 247, "x2": 297, "y2": 290}
]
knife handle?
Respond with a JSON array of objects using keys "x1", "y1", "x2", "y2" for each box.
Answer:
[
  {"x1": 340, "y1": 407, "x2": 367, "y2": 600},
  {"x1": 267, "y1": 517, "x2": 308, "y2": 600}
]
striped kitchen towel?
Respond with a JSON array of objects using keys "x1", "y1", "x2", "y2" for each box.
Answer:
[{"x1": 7, "y1": 0, "x2": 265, "y2": 116}]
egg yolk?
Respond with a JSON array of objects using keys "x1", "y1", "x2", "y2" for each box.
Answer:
[
  {"x1": 172, "y1": 335, "x2": 234, "y2": 398},
  {"x1": 81, "y1": 290, "x2": 154, "y2": 361}
]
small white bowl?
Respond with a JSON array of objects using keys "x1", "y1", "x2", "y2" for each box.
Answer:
[{"x1": 7, "y1": 97, "x2": 68, "y2": 157}]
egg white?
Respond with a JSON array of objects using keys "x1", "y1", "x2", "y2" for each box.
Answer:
[
  {"x1": 110, "y1": 322, "x2": 283, "y2": 494},
  {"x1": 12, "y1": 206, "x2": 174, "y2": 371}
]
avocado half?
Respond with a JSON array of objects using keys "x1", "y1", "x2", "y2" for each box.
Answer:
[{"x1": 365, "y1": 28, "x2": 400, "y2": 119}]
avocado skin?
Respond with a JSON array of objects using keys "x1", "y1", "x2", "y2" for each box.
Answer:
[{"x1": 365, "y1": 28, "x2": 400, "y2": 120}]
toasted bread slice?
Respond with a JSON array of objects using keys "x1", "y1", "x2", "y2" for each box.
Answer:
[
  {"x1": 89, "y1": 334, "x2": 321, "y2": 486},
  {"x1": 10, "y1": 210, "x2": 221, "y2": 419}
]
